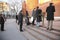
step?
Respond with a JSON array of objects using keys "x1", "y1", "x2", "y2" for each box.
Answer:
[
  {"x1": 39, "y1": 27, "x2": 60, "y2": 36},
  {"x1": 16, "y1": 24, "x2": 38, "y2": 40},
  {"x1": 21, "y1": 31, "x2": 38, "y2": 40},
  {"x1": 27, "y1": 25, "x2": 60, "y2": 40},
  {"x1": 24, "y1": 26, "x2": 53, "y2": 40}
]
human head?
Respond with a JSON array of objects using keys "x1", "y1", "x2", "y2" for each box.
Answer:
[
  {"x1": 37, "y1": 6, "x2": 39, "y2": 9},
  {"x1": 33, "y1": 8, "x2": 36, "y2": 10},
  {"x1": 50, "y1": 3, "x2": 53, "y2": 6}
]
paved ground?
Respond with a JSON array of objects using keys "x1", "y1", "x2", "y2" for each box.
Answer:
[
  {"x1": 0, "y1": 19, "x2": 27, "y2": 40},
  {"x1": 0, "y1": 18, "x2": 60, "y2": 40}
]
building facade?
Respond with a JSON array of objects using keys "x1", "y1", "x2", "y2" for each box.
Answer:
[{"x1": 23, "y1": 0, "x2": 60, "y2": 17}]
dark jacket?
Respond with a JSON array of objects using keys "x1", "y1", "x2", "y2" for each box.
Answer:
[
  {"x1": 18, "y1": 10, "x2": 23, "y2": 23},
  {"x1": 16, "y1": 15, "x2": 18, "y2": 20},
  {"x1": 32, "y1": 9, "x2": 36, "y2": 19},
  {"x1": 46, "y1": 5, "x2": 55, "y2": 20},
  {"x1": 36, "y1": 9, "x2": 42, "y2": 22},
  {"x1": 0, "y1": 16, "x2": 4, "y2": 24}
]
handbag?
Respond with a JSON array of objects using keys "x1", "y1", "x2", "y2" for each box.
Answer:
[{"x1": 30, "y1": 17, "x2": 33, "y2": 23}]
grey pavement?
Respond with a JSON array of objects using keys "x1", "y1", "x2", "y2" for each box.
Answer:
[
  {"x1": 0, "y1": 19, "x2": 27, "y2": 40},
  {"x1": 0, "y1": 18, "x2": 60, "y2": 40}
]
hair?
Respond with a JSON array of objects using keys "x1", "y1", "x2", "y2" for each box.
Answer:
[
  {"x1": 34, "y1": 8, "x2": 35, "y2": 9},
  {"x1": 50, "y1": 3, "x2": 53, "y2": 6},
  {"x1": 37, "y1": 6, "x2": 39, "y2": 9}
]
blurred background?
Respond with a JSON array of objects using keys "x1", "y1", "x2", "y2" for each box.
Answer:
[{"x1": 0, "y1": 0, "x2": 60, "y2": 18}]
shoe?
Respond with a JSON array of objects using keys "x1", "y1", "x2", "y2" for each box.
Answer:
[
  {"x1": 32, "y1": 24, "x2": 35, "y2": 25},
  {"x1": 27, "y1": 23, "x2": 31, "y2": 25},
  {"x1": 39, "y1": 25, "x2": 42, "y2": 27},
  {"x1": 47, "y1": 28, "x2": 49, "y2": 30},
  {"x1": 20, "y1": 30, "x2": 23, "y2": 32},
  {"x1": 49, "y1": 28, "x2": 53, "y2": 31},
  {"x1": 50, "y1": 28, "x2": 53, "y2": 30},
  {"x1": 48, "y1": 29, "x2": 52, "y2": 31},
  {"x1": 1, "y1": 30, "x2": 5, "y2": 31}
]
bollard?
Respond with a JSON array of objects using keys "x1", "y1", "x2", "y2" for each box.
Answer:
[{"x1": 42, "y1": 12, "x2": 45, "y2": 27}]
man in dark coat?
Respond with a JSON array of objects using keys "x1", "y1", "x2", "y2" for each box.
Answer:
[
  {"x1": 36, "y1": 6, "x2": 42, "y2": 27},
  {"x1": 18, "y1": 10, "x2": 23, "y2": 32},
  {"x1": 0, "y1": 14, "x2": 5, "y2": 31},
  {"x1": 46, "y1": 3, "x2": 55, "y2": 30}
]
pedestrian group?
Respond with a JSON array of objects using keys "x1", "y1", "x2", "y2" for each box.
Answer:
[{"x1": 0, "y1": 3, "x2": 55, "y2": 32}]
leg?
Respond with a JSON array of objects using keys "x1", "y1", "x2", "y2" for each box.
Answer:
[
  {"x1": 47, "y1": 21, "x2": 50, "y2": 30},
  {"x1": 36, "y1": 22, "x2": 39, "y2": 27},
  {"x1": 27, "y1": 17, "x2": 31, "y2": 25},
  {"x1": 51, "y1": 20, "x2": 53, "y2": 29},
  {"x1": 49, "y1": 20, "x2": 53, "y2": 30},
  {"x1": 38, "y1": 22, "x2": 40, "y2": 27},
  {"x1": 1, "y1": 24, "x2": 4, "y2": 31},
  {"x1": 16, "y1": 19, "x2": 17, "y2": 23},
  {"x1": 32, "y1": 19, "x2": 35, "y2": 25},
  {"x1": 20, "y1": 22, "x2": 23, "y2": 31},
  {"x1": 36, "y1": 22, "x2": 38, "y2": 27}
]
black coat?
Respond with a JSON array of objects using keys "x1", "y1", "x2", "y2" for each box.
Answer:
[
  {"x1": 18, "y1": 11, "x2": 23, "y2": 23},
  {"x1": 46, "y1": 5, "x2": 55, "y2": 20},
  {"x1": 0, "y1": 16, "x2": 4, "y2": 24},
  {"x1": 36, "y1": 9, "x2": 42, "y2": 22}
]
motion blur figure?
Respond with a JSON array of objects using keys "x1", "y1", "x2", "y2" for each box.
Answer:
[
  {"x1": 46, "y1": 3, "x2": 55, "y2": 30},
  {"x1": 16, "y1": 14, "x2": 18, "y2": 23},
  {"x1": 25, "y1": 10, "x2": 30, "y2": 25},
  {"x1": 32, "y1": 8, "x2": 36, "y2": 25},
  {"x1": 18, "y1": 10, "x2": 23, "y2": 32},
  {"x1": 36, "y1": 6, "x2": 42, "y2": 27},
  {"x1": 0, "y1": 14, "x2": 5, "y2": 31}
]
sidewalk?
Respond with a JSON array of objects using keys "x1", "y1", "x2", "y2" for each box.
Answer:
[
  {"x1": 0, "y1": 19, "x2": 27, "y2": 40},
  {"x1": 0, "y1": 19, "x2": 60, "y2": 40},
  {"x1": 43, "y1": 17, "x2": 60, "y2": 30}
]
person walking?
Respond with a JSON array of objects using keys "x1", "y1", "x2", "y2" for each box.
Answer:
[
  {"x1": 25, "y1": 10, "x2": 30, "y2": 25},
  {"x1": 18, "y1": 10, "x2": 23, "y2": 32},
  {"x1": 32, "y1": 8, "x2": 36, "y2": 25},
  {"x1": 46, "y1": 3, "x2": 55, "y2": 30},
  {"x1": 36, "y1": 6, "x2": 42, "y2": 27},
  {"x1": 0, "y1": 14, "x2": 5, "y2": 31}
]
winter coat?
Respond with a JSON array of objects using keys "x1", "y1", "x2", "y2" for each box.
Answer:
[
  {"x1": 18, "y1": 10, "x2": 23, "y2": 23},
  {"x1": 32, "y1": 10, "x2": 36, "y2": 19},
  {"x1": 46, "y1": 5, "x2": 55, "y2": 20},
  {"x1": 0, "y1": 16, "x2": 4, "y2": 24},
  {"x1": 36, "y1": 9, "x2": 42, "y2": 22}
]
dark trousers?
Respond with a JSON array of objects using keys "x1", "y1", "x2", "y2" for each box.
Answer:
[
  {"x1": 16, "y1": 19, "x2": 18, "y2": 23},
  {"x1": 20, "y1": 22, "x2": 23, "y2": 31},
  {"x1": 1, "y1": 23, "x2": 4, "y2": 31},
  {"x1": 26, "y1": 17, "x2": 30, "y2": 25},
  {"x1": 32, "y1": 19, "x2": 35, "y2": 24}
]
